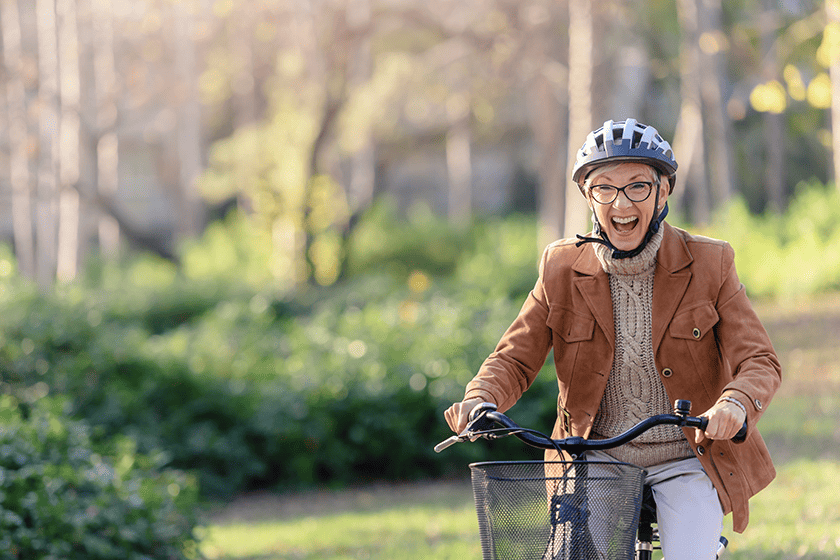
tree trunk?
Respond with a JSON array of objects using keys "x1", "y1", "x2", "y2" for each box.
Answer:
[
  {"x1": 828, "y1": 0, "x2": 840, "y2": 190},
  {"x1": 446, "y1": 106, "x2": 472, "y2": 226},
  {"x1": 91, "y1": 0, "x2": 120, "y2": 256},
  {"x1": 760, "y1": 1, "x2": 785, "y2": 212},
  {"x1": 699, "y1": 0, "x2": 735, "y2": 206},
  {"x1": 35, "y1": 0, "x2": 61, "y2": 289},
  {"x1": 74, "y1": 0, "x2": 98, "y2": 258},
  {"x1": 564, "y1": 0, "x2": 594, "y2": 239},
  {"x1": 673, "y1": 0, "x2": 711, "y2": 223},
  {"x1": 56, "y1": 0, "x2": 81, "y2": 282},
  {"x1": 524, "y1": 8, "x2": 567, "y2": 253},
  {"x1": 611, "y1": 38, "x2": 650, "y2": 121},
  {"x1": 231, "y1": 5, "x2": 257, "y2": 214},
  {"x1": 1, "y1": 0, "x2": 35, "y2": 279},
  {"x1": 173, "y1": 1, "x2": 204, "y2": 241},
  {"x1": 335, "y1": 0, "x2": 377, "y2": 282},
  {"x1": 531, "y1": 72, "x2": 566, "y2": 251}
]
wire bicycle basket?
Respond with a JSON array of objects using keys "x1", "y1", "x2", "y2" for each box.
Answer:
[{"x1": 470, "y1": 460, "x2": 646, "y2": 560}]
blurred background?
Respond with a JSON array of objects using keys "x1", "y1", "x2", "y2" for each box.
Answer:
[
  {"x1": 1, "y1": 0, "x2": 838, "y2": 288},
  {"x1": 2, "y1": 0, "x2": 840, "y2": 558}
]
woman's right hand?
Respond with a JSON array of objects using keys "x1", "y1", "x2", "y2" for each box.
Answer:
[{"x1": 444, "y1": 398, "x2": 486, "y2": 434}]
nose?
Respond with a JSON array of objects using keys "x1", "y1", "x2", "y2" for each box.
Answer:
[{"x1": 612, "y1": 190, "x2": 633, "y2": 209}]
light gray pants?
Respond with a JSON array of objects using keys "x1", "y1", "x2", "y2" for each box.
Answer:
[{"x1": 586, "y1": 450, "x2": 724, "y2": 560}]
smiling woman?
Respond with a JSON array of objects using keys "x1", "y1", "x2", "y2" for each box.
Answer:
[{"x1": 443, "y1": 118, "x2": 782, "y2": 559}]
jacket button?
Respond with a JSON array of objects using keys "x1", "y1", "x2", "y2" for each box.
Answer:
[
  {"x1": 754, "y1": 399, "x2": 763, "y2": 410},
  {"x1": 662, "y1": 368, "x2": 673, "y2": 377},
  {"x1": 692, "y1": 327, "x2": 701, "y2": 339},
  {"x1": 696, "y1": 445, "x2": 705, "y2": 456}
]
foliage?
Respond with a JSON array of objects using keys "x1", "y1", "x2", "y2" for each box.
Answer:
[
  {"x1": 3, "y1": 181, "x2": 840, "y2": 506},
  {"x1": 346, "y1": 200, "x2": 471, "y2": 278},
  {"x1": 0, "y1": 396, "x2": 200, "y2": 560},
  {"x1": 696, "y1": 178, "x2": 840, "y2": 299}
]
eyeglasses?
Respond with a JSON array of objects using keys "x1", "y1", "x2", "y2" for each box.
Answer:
[{"x1": 589, "y1": 181, "x2": 654, "y2": 204}]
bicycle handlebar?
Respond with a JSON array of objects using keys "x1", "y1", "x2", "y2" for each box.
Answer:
[{"x1": 434, "y1": 399, "x2": 747, "y2": 457}]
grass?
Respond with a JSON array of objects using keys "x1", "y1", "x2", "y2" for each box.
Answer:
[
  {"x1": 201, "y1": 293, "x2": 840, "y2": 560},
  {"x1": 200, "y1": 483, "x2": 480, "y2": 559}
]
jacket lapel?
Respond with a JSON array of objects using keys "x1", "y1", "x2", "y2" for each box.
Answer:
[
  {"x1": 652, "y1": 223, "x2": 694, "y2": 351},
  {"x1": 572, "y1": 245, "x2": 615, "y2": 349}
]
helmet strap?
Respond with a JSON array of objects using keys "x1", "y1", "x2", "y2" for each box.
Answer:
[{"x1": 575, "y1": 192, "x2": 668, "y2": 259}]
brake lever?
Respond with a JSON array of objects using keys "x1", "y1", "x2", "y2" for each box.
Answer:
[{"x1": 433, "y1": 402, "x2": 499, "y2": 453}]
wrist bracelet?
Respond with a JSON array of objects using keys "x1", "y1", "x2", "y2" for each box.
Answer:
[{"x1": 719, "y1": 396, "x2": 747, "y2": 416}]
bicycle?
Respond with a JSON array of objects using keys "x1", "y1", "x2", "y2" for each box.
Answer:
[{"x1": 434, "y1": 399, "x2": 746, "y2": 560}]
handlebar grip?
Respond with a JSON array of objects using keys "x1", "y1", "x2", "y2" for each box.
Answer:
[
  {"x1": 732, "y1": 422, "x2": 748, "y2": 443},
  {"x1": 692, "y1": 417, "x2": 748, "y2": 443},
  {"x1": 434, "y1": 435, "x2": 462, "y2": 453}
]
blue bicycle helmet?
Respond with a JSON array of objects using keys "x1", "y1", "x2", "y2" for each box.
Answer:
[
  {"x1": 572, "y1": 119, "x2": 678, "y2": 259},
  {"x1": 572, "y1": 118, "x2": 678, "y2": 194}
]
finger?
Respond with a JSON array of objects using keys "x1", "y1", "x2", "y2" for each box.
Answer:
[{"x1": 444, "y1": 407, "x2": 458, "y2": 433}]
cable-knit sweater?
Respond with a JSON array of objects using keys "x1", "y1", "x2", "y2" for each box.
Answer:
[{"x1": 590, "y1": 228, "x2": 694, "y2": 467}]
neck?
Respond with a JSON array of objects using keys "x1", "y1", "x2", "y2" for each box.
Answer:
[{"x1": 595, "y1": 226, "x2": 664, "y2": 276}]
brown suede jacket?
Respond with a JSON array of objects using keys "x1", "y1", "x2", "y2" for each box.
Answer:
[{"x1": 464, "y1": 222, "x2": 782, "y2": 533}]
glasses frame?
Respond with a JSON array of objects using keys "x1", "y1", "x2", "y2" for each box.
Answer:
[{"x1": 589, "y1": 181, "x2": 656, "y2": 205}]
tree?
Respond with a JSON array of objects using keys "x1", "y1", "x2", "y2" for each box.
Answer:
[
  {"x1": 673, "y1": 0, "x2": 711, "y2": 223},
  {"x1": 758, "y1": 0, "x2": 787, "y2": 212},
  {"x1": 699, "y1": 0, "x2": 736, "y2": 206},
  {"x1": 1, "y1": 0, "x2": 35, "y2": 279},
  {"x1": 520, "y1": 1, "x2": 568, "y2": 250},
  {"x1": 35, "y1": 0, "x2": 61, "y2": 290},
  {"x1": 563, "y1": 0, "x2": 594, "y2": 239},
  {"x1": 90, "y1": 0, "x2": 120, "y2": 257},
  {"x1": 173, "y1": 0, "x2": 205, "y2": 241},
  {"x1": 56, "y1": 0, "x2": 82, "y2": 282},
  {"x1": 828, "y1": 0, "x2": 840, "y2": 189}
]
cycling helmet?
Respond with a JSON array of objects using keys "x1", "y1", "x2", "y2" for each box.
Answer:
[
  {"x1": 572, "y1": 118, "x2": 678, "y2": 194},
  {"x1": 573, "y1": 118, "x2": 677, "y2": 260}
]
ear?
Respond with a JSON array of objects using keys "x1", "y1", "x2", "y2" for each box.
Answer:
[
  {"x1": 583, "y1": 187, "x2": 595, "y2": 212},
  {"x1": 656, "y1": 181, "x2": 670, "y2": 211}
]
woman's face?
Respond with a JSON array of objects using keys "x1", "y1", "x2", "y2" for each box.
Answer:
[{"x1": 585, "y1": 162, "x2": 668, "y2": 252}]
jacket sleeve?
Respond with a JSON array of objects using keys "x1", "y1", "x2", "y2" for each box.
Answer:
[
  {"x1": 715, "y1": 242, "x2": 782, "y2": 429},
  {"x1": 463, "y1": 245, "x2": 554, "y2": 412}
]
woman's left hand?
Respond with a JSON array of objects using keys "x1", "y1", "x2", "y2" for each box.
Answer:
[{"x1": 696, "y1": 399, "x2": 747, "y2": 443}]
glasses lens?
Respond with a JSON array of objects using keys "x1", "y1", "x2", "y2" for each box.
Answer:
[
  {"x1": 625, "y1": 182, "x2": 652, "y2": 202},
  {"x1": 591, "y1": 186, "x2": 617, "y2": 203}
]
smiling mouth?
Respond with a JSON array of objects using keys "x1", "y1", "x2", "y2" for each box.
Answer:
[{"x1": 611, "y1": 216, "x2": 639, "y2": 233}]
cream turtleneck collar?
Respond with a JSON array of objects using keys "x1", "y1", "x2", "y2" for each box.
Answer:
[{"x1": 594, "y1": 226, "x2": 664, "y2": 276}]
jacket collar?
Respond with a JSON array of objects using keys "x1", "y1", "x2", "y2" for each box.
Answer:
[
  {"x1": 656, "y1": 222, "x2": 694, "y2": 273},
  {"x1": 571, "y1": 222, "x2": 694, "y2": 351}
]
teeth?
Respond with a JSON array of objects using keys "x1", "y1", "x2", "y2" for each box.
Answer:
[{"x1": 613, "y1": 216, "x2": 638, "y2": 224}]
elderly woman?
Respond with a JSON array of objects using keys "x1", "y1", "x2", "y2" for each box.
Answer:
[{"x1": 445, "y1": 119, "x2": 781, "y2": 559}]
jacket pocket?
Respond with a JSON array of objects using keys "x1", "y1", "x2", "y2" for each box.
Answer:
[
  {"x1": 670, "y1": 302, "x2": 719, "y2": 341},
  {"x1": 546, "y1": 306, "x2": 595, "y2": 343}
]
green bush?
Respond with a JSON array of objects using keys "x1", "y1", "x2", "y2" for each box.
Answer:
[
  {"x1": 4, "y1": 180, "x2": 840, "y2": 503},
  {"x1": 346, "y1": 200, "x2": 472, "y2": 278},
  {"x1": 0, "y1": 396, "x2": 201, "y2": 560},
  {"x1": 697, "y1": 179, "x2": 840, "y2": 299}
]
